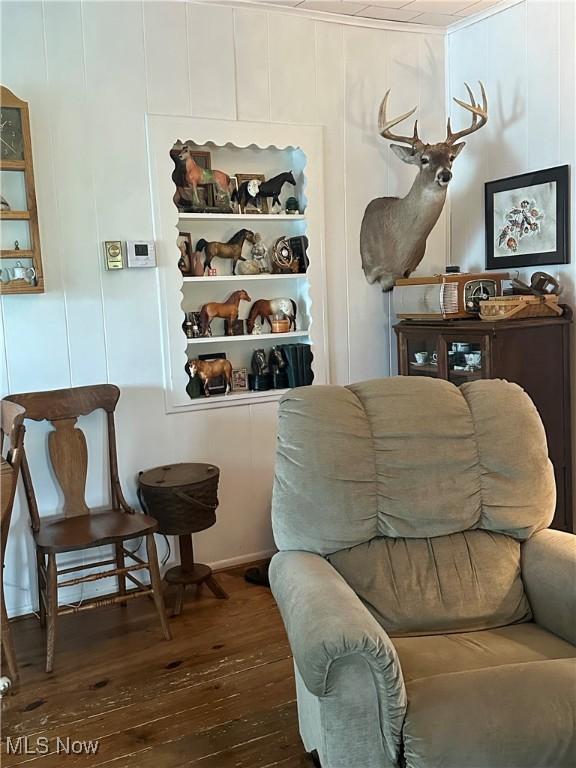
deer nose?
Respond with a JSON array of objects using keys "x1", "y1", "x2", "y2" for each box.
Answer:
[{"x1": 440, "y1": 170, "x2": 452, "y2": 183}]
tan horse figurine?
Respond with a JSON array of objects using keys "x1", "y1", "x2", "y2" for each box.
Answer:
[
  {"x1": 171, "y1": 144, "x2": 231, "y2": 210},
  {"x1": 196, "y1": 229, "x2": 256, "y2": 275},
  {"x1": 189, "y1": 358, "x2": 233, "y2": 396},
  {"x1": 200, "y1": 289, "x2": 251, "y2": 336}
]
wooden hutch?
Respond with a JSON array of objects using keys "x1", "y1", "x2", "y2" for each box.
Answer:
[{"x1": 395, "y1": 311, "x2": 573, "y2": 533}]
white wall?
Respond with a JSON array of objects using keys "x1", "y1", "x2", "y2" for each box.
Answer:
[
  {"x1": 448, "y1": 0, "x2": 575, "y2": 289},
  {"x1": 0, "y1": 1, "x2": 446, "y2": 615}
]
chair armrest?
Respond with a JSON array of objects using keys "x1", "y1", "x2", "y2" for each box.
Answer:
[
  {"x1": 269, "y1": 550, "x2": 406, "y2": 761},
  {"x1": 522, "y1": 529, "x2": 576, "y2": 645}
]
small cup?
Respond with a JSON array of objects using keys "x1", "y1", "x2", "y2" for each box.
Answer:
[
  {"x1": 465, "y1": 352, "x2": 482, "y2": 369},
  {"x1": 414, "y1": 351, "x2": 429, "y2": 365}
]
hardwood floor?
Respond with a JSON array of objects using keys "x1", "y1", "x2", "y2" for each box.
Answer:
[{"x1": 1, "y1": 565, "x2": 313, "y2": 767}]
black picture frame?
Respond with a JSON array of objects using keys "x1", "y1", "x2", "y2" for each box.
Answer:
[{"x1": 485, "y1": 165, "x2": 569, "y2": 270}]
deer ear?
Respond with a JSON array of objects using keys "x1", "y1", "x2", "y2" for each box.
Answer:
[
  {"x1": 451, "y1": 142, "x2": 466, "y2": 159},
  {"x1": 390, "y1": 144, "x2": 421, "y2": 165}
]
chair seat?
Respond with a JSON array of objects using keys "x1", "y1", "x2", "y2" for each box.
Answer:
[
  {"x1": 392, "y1": 622, "x2": 576, "y2": 682},
  {"x1": 34, "y1": 509, "x2": 158, "y2": 553}
]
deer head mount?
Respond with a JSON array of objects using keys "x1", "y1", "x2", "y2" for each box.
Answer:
[{"x1": 360, "y1": 82, "x2": 488, "y2": 291}]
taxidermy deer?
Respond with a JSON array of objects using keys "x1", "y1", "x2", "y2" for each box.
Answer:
[{"x1": 360, "y1": 82, "x2": 488, "y2": 291}]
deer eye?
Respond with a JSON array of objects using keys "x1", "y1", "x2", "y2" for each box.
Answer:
[
  {"x1": 449, "y1": 154, "x2": 455, "y2": 162},
  {"x1": 421, "y1": 157, "x2": 429, "y2": 165}
]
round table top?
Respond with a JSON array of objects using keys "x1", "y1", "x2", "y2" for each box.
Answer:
[{"x1": 139, "y1": 462, "x2": 219, "y2": 489}]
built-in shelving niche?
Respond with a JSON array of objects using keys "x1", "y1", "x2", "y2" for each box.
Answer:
[{"x1": 147, "y1": 116, "x2": 328, "y2": 412}]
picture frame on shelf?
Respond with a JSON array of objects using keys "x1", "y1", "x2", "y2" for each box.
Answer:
[
  {"x1": 228, "y1": 177, "x2": 239, "y2": 214},
  {"x1": 235, "y1": 173, "x2": 269, "y2": 214},
  {"x1": 485, "y1": 165, "x2": 569, "y2": 270},
  {"x1": 232, "y1": 368, "x2": 248, "y2": 391}
]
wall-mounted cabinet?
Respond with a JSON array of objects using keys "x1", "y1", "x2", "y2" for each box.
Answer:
[
  {"x1": 147, "y1": 116, "x2": 328, "y2": 412},
  {"x1": 0, "y1": 85, "x2": 43, "y2": 294}
]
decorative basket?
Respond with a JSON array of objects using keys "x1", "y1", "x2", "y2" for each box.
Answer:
[
  {"x1": 479, "y1": 294, "x2": 563, "y2": 322},
  {"x1": 138, "y1": 463, "x2": 220, "y2": 535},
  {"x1": 271, "y1": 318, "x2": 291, "y2": 333}
]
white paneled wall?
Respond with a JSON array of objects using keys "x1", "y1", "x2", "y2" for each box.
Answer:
[
  {"x1": 0, "y1": 0, "x2": 446, "y2": 615},
  {"x1": 448, "y1": 0, "x2": 575, "y2": 286}
]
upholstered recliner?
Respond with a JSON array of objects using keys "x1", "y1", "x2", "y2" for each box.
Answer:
[{"x1": 269, "y1": 378, "x2": 576, "y2": 768}]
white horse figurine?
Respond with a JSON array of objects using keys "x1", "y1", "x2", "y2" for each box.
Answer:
[{"x1": 247, "y1": 298, "x2": 297, "y2": 334}]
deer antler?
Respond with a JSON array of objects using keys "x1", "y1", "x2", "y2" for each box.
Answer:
[
  {"x1": 378, "y1": 90, "x2": 424, "y2": 150},
  {"x1": 446, "y1": 81, "x2": 488, "y2": 144}
]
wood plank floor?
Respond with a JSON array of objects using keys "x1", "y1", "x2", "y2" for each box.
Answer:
[{"x1": 1, "y1": 565, "x2": 314, "y2": 767}]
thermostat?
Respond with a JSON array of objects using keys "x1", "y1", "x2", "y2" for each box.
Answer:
[{"x1": 126, "y1": 240, "x2": 157, "y2": 268}]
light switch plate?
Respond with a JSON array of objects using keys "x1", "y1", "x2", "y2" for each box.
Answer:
[
  {"x1": 103, "y1": 241, "x2": 124, "y2": 270},
  {"x1": 126, "y1": 240, "x2": 157, "y2": 268}
]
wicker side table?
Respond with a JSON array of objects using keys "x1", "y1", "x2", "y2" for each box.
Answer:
[{"x1": 138, "y1": 463, "x2": 228, "y2": 615}]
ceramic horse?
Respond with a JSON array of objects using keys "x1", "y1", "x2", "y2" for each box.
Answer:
[
  {"x1": 171, "y1": 144, "x2": 231, "y2": 210},
  {"x1": 200, "y1": 289, "x2": 251, "y2": 336},
  {"x1": 232, "y1": 171, "x2": 296, "y2": 212},
  {"x1": 247, "y1": 298, "x2": 297, "y2": 334},
  {"x1": 196, "y1": 229, "x2": 256, "y2": 275},
  {"x1": 188, "y1": 358, "x2": 233, "y2": 396}
]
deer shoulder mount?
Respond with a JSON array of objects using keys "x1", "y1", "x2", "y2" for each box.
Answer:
[{"x1": 360, "y1": 82, "x2": 488, "y2": 291}]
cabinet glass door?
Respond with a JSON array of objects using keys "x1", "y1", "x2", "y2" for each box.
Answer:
[
  {"x1": 406, "y1": 335, "x2": 439, "y2": 378},
  {"x1": 447, "y1": 339, "x2": 485, "y2": 385}
]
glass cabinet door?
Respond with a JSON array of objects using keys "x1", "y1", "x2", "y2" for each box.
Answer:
[
  {"x1": 446, "y1": 338, "x2": 486, "y2": 385},
  {"x1": 405, "y1": 334, "x2": 439, "y2": 378}
]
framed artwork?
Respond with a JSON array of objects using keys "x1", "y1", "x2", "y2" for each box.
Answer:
[
  {"x1": 235, "y1": 173, "x2": 269, "y2": 214},
  {"x1": 485, "y1": 165, "x2": 569, "y2": 269},
  {"x1": 232, "y1": 367, "x2": 248, "y2": 391}
]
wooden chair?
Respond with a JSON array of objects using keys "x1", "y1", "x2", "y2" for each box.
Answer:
[
  {"x1": 4, "y1": 385, "x2": 171, "y2": 673},
  {"x1": 1, "y1": 400, "x2": 26, "y2": 688}
]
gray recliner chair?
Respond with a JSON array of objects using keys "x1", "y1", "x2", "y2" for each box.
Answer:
[{"x1": 269, "y1": 377, "x2": 576, "y2": 768}]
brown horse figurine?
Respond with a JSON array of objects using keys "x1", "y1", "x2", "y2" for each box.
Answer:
[
  {"x1": 189, "y1": 358, "x2": 233, "y2": 396},
  {"x1": 247, "y1": 298, "x2": 297, "y2": 334},
  {"x1": 196, "y1": 229, "x2": 256, "y2": 275},
  {"x1": 200, "y1": 289, "x2": 251, "y2": 336},
  {"x1": 177, "y1": 146, "x2": 231, "y2": 209}
]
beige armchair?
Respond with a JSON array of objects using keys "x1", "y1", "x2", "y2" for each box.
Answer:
[{"x1": 269, "y1": 377, "x2": 576, "y2": 768}]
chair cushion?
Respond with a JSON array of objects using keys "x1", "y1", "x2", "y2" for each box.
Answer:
[
  {"x1": 328, "y1": 530, "x2": 531, "y2": 636},
  {"x1": 392, "y1": 623, "x2": 576, "y2": 681},
  {"x1": 273, "y1": 379, "x2": 555, "y2": 556},
  {"x1": 402, "y1": 659, "x2": 576, "y2": 768},
  {"x1": 35, "y1": 510, "x2": 158, "y2": 553}
]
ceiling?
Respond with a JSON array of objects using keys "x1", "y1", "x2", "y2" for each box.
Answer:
[{"x1": 249, "y1": 0, "x2": 509, "y2": 28}]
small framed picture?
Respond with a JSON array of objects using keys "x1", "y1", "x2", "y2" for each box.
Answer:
[
  {"x1": 485, "y1": 165, "x2": 569, "y2": 270},
  {"x1": 228, "y1": 177, "x2": 239, "y2": 214},
  {"x1": 232, "y1": 367, "x2": 248, "y2": 391},
  {"x1": 235, "y1": 173, "x2": 269, "y2": 214}
]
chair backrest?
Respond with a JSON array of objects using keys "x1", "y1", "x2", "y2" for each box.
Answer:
[
  {"x1": 272, "y1": 377, "x2": 555, "y2": 555},
  {"x1": 4, "y1": 385, "x2": 122, "y2": 529},
  {"x1": 1, "y1": 400, "x2": 26, "y2": 564}
]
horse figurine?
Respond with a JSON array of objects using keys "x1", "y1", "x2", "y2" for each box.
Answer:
[
  {"x1": 247, "y1": 298, "x2": 297, "y2": 334},
  {"x1": 200, "y1": 289, "x2": 251, "y2": 336},
  {"x1": 232, "y1": 172, "x2": 296, "y2": 212},
  {"x1": 171, "y1": 143, "x2": 231, "y2": 211},
  {"x1": 189, "y1": 358, "x2": 233, "y2": 396},
  {"x1": 196, "y1": 229, "x2": 256, "y2": 275}
]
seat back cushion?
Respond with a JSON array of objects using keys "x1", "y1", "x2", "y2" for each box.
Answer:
[
  {"x1": 272, "y1": 378, "x2": 555, "y2": 556},
  {"x1": 328, "y1": 530, "x2": 531, "y2": 636}
]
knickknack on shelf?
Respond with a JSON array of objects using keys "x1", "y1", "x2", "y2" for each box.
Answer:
[
  {"x1": 147, "y1": 117, "x2": 327, "y2": 412},
  {"x1": 0, "y1": 85, "x2": 43, "y2": 294}
]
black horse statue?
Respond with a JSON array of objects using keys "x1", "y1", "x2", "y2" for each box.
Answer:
[{"x1": 232, "y1": 171, "x2": 296, "y2": 212}]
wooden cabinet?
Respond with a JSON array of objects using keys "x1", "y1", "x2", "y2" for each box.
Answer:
[
  {"x1": 0, "y1": 85, "x2": 43, "y2": 294},
  {"x1": 394, "y1": 311, "x2": 573, "y2": 532}
]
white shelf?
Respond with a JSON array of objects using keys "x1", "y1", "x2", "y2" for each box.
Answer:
[
  {"x1": 183, "y1": 273, "x2": 307, "y2": 283},
  {"x1": 178, "y1": 213, "x2": 305, "y2": 221},
  {"x1": 187, "y1": 330, "x2": 309, "y2": 345},
  {"x1": 180, "y1": 387, "x2": 290, "y2": 410}
]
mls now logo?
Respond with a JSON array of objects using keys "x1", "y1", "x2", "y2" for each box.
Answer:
[{"x1": 5, "y1": 736, "x2": 99, "y2": 755}]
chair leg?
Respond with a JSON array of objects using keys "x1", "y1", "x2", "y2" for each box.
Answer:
[
  {"x1": 172, "y1": 583, "x2": 185, "y2": 618},
  {"x1": 45, "y1": 553, "x2": 58, "y2": 674},
  {"x1": 205, "y1": 575, "x2": 229, "y2": 600},
  {"x1": 146, "y1": 535, "x2": 171, "y2": 641},
  {"x1": 36, "y1": 550, "x2": 46, "y2": 628},
  {"x1": 1, "y1": 582, "x2": 19, "y2": 687},
  {"x1": 115, "y1": 543, "x2": 127, "y2": 607}
]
